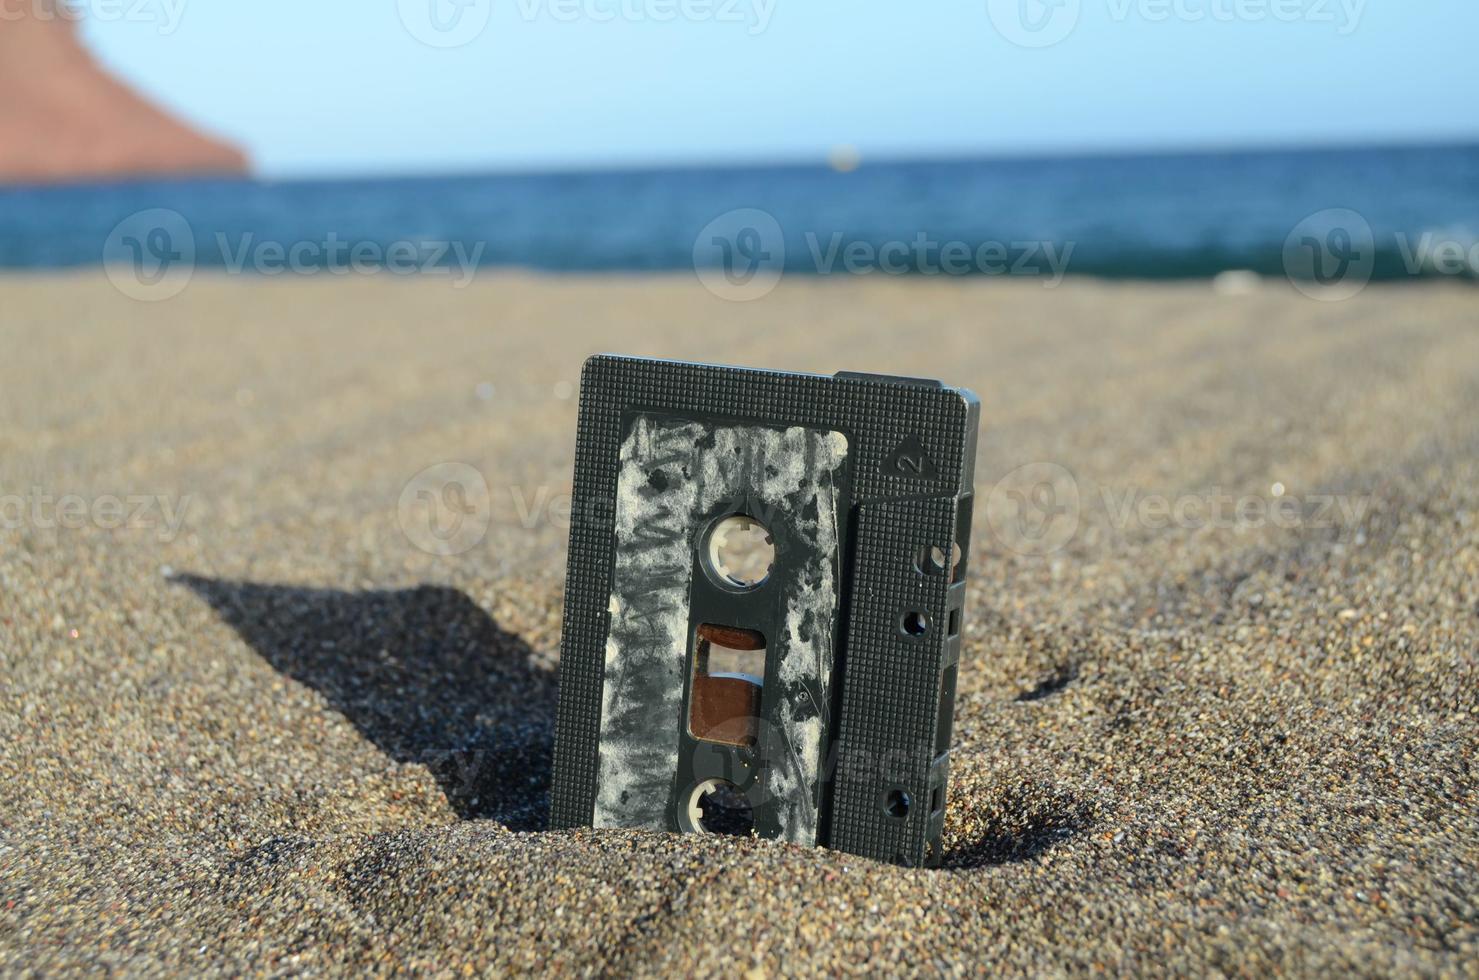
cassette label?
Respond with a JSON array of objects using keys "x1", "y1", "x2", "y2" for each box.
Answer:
[{"x1": 597, "y1": 416, "x2": 848, "y2": 844}]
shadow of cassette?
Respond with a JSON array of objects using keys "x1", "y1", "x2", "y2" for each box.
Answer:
[{"x1": 176, "y1": 575, "x2": 556, "y2": 829}]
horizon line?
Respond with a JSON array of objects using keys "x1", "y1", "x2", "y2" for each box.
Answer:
[
  {"x1": 3, "y1": 133, "x2": 1475, "y2": 193},
  {"x1": 246, "y1": 133, "x2": 1479, "y2": 184}
]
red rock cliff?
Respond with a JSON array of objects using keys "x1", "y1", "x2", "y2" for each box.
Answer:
[{"x1": 0, "y1": 5, "x2": 247, "y2": 184}]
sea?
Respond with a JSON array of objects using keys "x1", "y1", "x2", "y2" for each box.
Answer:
[{"x1": 1, "y1": 142, "x2": 1476, "y2": 283}]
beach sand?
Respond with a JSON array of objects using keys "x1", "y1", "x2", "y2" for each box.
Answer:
[{"x1": 2, "y1": 272, "x2": 1475, "y2": 975}]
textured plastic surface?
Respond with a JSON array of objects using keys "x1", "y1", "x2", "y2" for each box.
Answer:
[{"x1": 550, "y1": 355, "x2": 979, "y2": 866}]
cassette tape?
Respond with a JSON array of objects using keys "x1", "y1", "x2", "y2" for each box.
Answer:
[{"x1": 550, "y1": 355, "x2": 979, "y2": 866}]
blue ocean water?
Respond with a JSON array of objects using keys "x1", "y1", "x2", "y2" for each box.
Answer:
[{"x1": 1, "y1": 142, "x2": 1476, "y2": 281}]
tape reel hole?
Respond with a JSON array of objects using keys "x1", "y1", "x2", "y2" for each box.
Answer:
[
  {"x1": 685, "y1": 778, "x2": 756, "y2": 836},
  {"x1": 706, "y1": 515, "x2": 775, "y2": 589}
]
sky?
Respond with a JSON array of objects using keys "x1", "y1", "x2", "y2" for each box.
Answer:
[{"x1": 77, "y1": 0, "x2": 1479, "y2": 177}]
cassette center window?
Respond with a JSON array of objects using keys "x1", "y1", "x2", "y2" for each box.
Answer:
[{"x1": 689, "y1": 623, "x2": 765, "y2": 747}]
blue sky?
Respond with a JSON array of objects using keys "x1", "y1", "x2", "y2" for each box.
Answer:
[{"x1": 80, "y1": 0, "x2": 1479, "y2": 177}]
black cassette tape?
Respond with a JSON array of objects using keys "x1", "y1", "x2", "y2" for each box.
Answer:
[{"x1": 550, "y1": 355, "x2": 979, "y2": 866}]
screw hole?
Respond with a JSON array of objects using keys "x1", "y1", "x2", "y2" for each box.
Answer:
[
  {"x1": 900, "y1": 610, "x2": 929, "y2": 638},
  {"x1": 884, "y1": 789, "x2": 911, "y2": 819}
]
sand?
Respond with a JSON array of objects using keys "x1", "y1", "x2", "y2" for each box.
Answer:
[{"x1": 1, "y1": 272, "x2": 1475, "y2": 975}]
